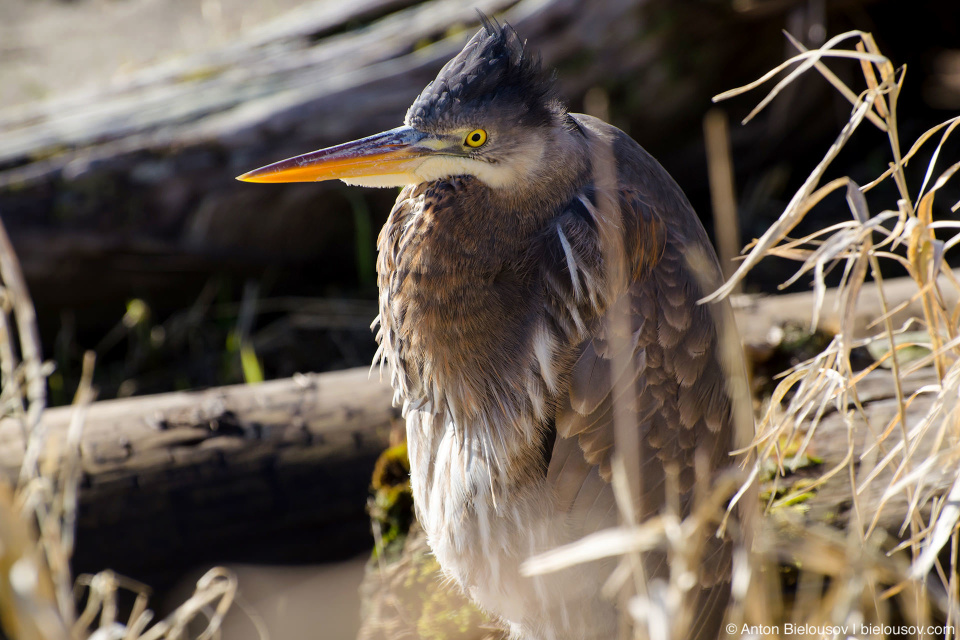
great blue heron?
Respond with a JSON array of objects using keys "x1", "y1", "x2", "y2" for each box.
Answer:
[{"x1": 240, "y1": 15, "x2": 748, "y2": 640}]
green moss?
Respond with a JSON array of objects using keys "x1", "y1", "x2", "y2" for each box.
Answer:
[
  {"x1": 369, "y1": 442, "x2": 414, "y2": 560},
  {"x1": 364, "y1": 440, "x2": 507, "y2": 636},
  {"x1": 418, "y1": 585, "x2": 492, "y2": 640},
  {"x1": 176, "y1": 65, "x2": 224, "y2": 83}
]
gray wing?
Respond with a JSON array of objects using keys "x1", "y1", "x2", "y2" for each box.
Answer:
[{"x1": 548, "y1": 185, "x2": 742, "y2": 639}]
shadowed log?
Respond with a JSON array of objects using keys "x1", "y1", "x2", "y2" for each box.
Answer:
[{"x1": 0, "y1": 367, "x2": 398, "y2": 591}]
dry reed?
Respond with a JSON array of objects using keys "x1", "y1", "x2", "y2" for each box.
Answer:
[{"x1": 0, "y1": 216, "x2": 239, "y2": 639}]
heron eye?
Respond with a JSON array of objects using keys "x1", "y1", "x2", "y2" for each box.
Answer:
[{"x1": 465, "y1": 129, "x2": 487, "y2": 148}]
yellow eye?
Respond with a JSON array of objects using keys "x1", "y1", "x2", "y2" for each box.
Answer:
[{"x1": 465, "y1": 129, "x2": 487, "y2": 148}]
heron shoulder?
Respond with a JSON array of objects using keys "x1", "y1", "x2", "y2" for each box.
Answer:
[{"x1": 570, "y1": 113, "x2": 702, "y2": 227}]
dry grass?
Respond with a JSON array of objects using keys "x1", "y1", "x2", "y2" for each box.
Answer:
[
  {"x1": 525, "y1": 30, "x2": 960, "y2": 639},
  {"x1": 712, "y1": 29, "x2": 960, "y2": 637},
  {"x1": 0, "y1": 221, "x2": 239, "y2": 638},
  {"x1": 5, "y1": 24, "x2": 960, "y2": 640}
]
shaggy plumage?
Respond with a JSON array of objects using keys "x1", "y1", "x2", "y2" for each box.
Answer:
[
  {"x1": 240, "y1": 16, "x2": 749, "y2": 640},
  {"x1": 372, "y1": 20, "x2": 748, "y2": 640}
]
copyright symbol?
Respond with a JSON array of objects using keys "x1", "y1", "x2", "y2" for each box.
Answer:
[{"x1": 726, "y1": 623, "x2": 738, "y2": 635}]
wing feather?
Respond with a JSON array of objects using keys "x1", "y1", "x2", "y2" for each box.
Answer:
[
  {"x1": 546, "y1": 180, "x2": 742, "y2": 602},
  {"x1": 525, "y1": 116, "x2": 750, "y2": 638}
]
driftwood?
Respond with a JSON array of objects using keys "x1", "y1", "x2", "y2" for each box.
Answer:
[
  {"x1": 0, "y1": 0, "x2": 632, "y2": 312},
  {"x1": 733, "y1": 275, "x2": 960, "y2": 347},
  {"x1": 737, "y1": 278, "x2": 960, "y2": 532},
  {"x1": 0, "y1": 367, "x2": 398, "y2": 591},
  {"x1": 0, "y1": 0, "x2": 877, "y2": 318},
  {"x1": 803, "y1": 366, "x2": 951, "y2": 533}
]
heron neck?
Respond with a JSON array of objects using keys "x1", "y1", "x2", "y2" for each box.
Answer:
[{"x1": 483, "y1": 131, "x2": 589, "y2": 220}]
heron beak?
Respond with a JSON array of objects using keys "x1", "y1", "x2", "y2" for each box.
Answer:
[{"x1": 236, "y1": 126, "x2": 434, "y2": 185}]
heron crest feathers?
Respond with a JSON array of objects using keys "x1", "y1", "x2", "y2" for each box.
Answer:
[{"x1": 406, "y1": 14, "x2": 564, "y2": 130}]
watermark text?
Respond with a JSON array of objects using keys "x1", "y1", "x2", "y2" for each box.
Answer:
[{"x1": 727, "y1": 622, "x2": 956, "y2": 637}]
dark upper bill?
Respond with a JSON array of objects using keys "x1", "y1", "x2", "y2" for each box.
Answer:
[{"x1": 236, "y1": 126, "x2": 432, "y2": 185}]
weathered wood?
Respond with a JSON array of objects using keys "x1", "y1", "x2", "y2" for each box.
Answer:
[
  {"x1": 0, "y1": 367, "x2": 398, "y2": 591},
  {"x1": 0, "y1": 0, "x2": 875, "y2": 317},
  {"x1": 732, "y1": 275, "x2": 960, "y2": 348},
  {"x1": 776, "y1": 366, "x2": 953, "y2": 532},
  {"x1": 735, "y1": 276, "x2": 960, "y2": 530}
]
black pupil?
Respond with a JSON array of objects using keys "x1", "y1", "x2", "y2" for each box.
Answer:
[{"x1": 471, "y1": 133, "x2": 481, "y2": 142}]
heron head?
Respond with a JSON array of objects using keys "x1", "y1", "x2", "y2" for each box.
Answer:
[{"x1": 238, "y1": 16, "x2": 572, "y2": 190}]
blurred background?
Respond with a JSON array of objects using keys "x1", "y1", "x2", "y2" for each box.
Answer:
[{"x1": 0, "y1": 0, "x2": 958, "y2": 637}]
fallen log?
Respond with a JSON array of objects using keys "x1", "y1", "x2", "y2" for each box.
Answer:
[
  {"x1": 775, "y1": 366, "x2": 952, "y2": 533},
  {"x1": 0, "y1": 0, "x2": 875, "y2": 317},
  {"x1": 0, "y1": 367, "x2": 398, "y2": 591},
  {"x1": 732, "y1": 275, "x2": 959, "y2": 346}
]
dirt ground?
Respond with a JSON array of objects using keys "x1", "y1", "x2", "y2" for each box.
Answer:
[{"x1": 167, "y1": 556, "x2": 367, "y2": 639}]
